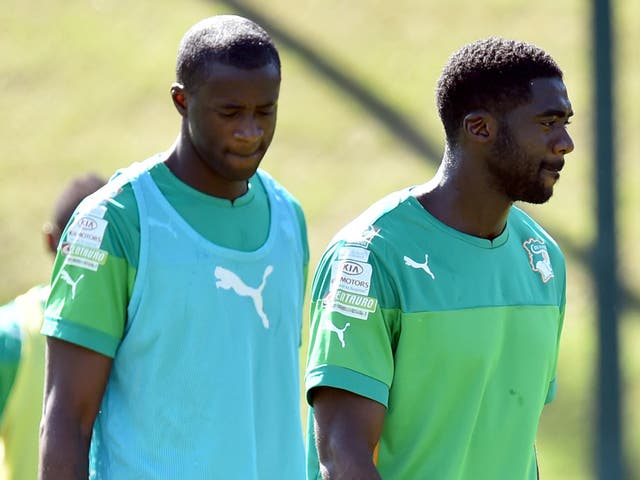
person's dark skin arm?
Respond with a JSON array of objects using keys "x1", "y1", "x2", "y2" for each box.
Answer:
[
  {"x1": 39, "y1": 337, "x2": 112, "y2": 480},
  {"x1": 311, "y1": 386, "x2": 387, "y2": 480}
]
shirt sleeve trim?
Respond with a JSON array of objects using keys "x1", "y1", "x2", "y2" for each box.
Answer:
[
  {"x1": 305, "y1": 365, "x2": 389, "y2": 407},
  {"x1": 545, "y1": 376, "x2": 557, "y2": 404},
  {"x1": 41, "y1": 317, "x2": 119, "y2": 358}
]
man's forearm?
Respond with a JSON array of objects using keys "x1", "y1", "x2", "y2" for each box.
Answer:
[
  {"x1": 320, "y1": 460, "x2": 382, "y2": 480},
  {"x1": 39, "y1": 417, "x2": 91, "y2": 480},
  {"x1": 319, "y1": 441, "x2": 382, "y2": 480}
]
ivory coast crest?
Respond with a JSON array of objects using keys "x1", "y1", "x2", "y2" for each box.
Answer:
[{"x1": 522, "y1": 238, "x2": 554, "y2": 283}]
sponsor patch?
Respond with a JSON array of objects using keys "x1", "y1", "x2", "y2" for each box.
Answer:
[
  {"x1": 325, "y1": 289, "x2": 378, "y2": 320},
  {"x1": 61, "y1": 243, "x2": 108, "y2": 272},
  {"x1": 330, "y1": 259, "x2": 373, "y2": 295},
  {"x1": 333, "y1": 290, "x2": 377, "y2": 312},
  {"x1": 66, "y1": 215, "x2": 108, "y2": 249},
  {"x1": 337, "y1": 246, "x2": 371, "y2": 263}
]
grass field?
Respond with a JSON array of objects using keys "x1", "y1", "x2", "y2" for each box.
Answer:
[{"x1": 2, "y1": 0, "x2": 639, "y2": 478}]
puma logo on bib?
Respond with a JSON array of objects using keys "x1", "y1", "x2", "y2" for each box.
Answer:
[{"x1": 214, "y1": 265, "x2": 274, "y2": 329}]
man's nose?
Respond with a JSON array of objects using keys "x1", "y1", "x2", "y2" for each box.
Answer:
[
  {"x1": 553, "y1": 129, "x2": 574, "y2": 156},
  {"x1": 234, "y1": 115, "x2": 263, "y2": 141}
]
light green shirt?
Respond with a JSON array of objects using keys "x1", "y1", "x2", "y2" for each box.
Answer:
[{"x1": 306, "y1": 189, "x2": 565, "y2": 480}]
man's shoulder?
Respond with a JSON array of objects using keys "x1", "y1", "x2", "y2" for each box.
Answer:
[
  {"x1": 256, "y1": 169, "x2": 300, "y2": 204},
  {"x1": 256, "y1": 169, "x2": 307, "y2": 228},
  {"x1": 330, "y1": 188, "x2": 413, "y2": 249},
  {"x1": 509, "y1": 205, "x2": 563, "y2": 256},
  {"x1": 68, "y1": 181, "x2": 138, "y2": 241},
  {"x1": 71, "y1": 156, "x2": 164, "y2": 230},
  {"x1": 59, "y1": 157, "x2": 162, "y2": 266}
]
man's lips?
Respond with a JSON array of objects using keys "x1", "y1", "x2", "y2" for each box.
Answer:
[
  {"x1": 541, "y1": 160, "x2": 564, "y2": 180},
  {"x1": 542, "y1": 159, "x2": 565, "y2": 173},
  {"x1": 228, "y1": 150, "x2": 262, "y2": 160}
]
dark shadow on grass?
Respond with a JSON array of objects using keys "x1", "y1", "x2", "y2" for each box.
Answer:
[
  {"x1": 540, "y1": 228, "x2": 639, "y2": 313},
  {"x1": 219, "y1": 0, "x2": 441, "y2": 164},
  {"x1": 217, "y1": 0, "x2": 638, "y2": 315}
]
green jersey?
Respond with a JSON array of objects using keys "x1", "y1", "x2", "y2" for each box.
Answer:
[{"x1": 305, "y1": 188, "x2": 565, "y2": 480}]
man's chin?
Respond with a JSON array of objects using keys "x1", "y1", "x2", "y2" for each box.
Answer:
[
  {"x1": 230, "y1": 166, "x2": 261, "y2": 182},
  {"x1": 520, "y1": 188, "x2": 554, "y2": 205},
  {"x1": 225, "y1": 154, "x2": 264, "y2": 178}
]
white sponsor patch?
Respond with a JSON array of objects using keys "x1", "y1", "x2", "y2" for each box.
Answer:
[
  {"x1": 330, "y1": 259, "x2": 372, "y2": 295},
  {"x1": 325, "y1": 289, "x2": 378, "y2": 320},
  {"x1": 61, "y1": 243, "x2": 108, "y2": 272},
  {"x1": 64, "y1": 255, "x2": 100, "y2": 272},
  {"x1": 332, "y1": 303, "x2": 369, "y2": 320},
  {"x1": 67, "y1": 215, "x2": 108, "y2": 249},
  {"x1": 337, "y1": 246, "x2": 371, "y2": 263}
]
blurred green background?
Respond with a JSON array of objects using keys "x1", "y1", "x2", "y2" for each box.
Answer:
[{"x1": 1, "y1": 0, "x2": 638, "y2": 478}]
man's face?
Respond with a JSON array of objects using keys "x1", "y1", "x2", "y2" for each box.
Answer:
[
  {"x1": 184, "y1": 61, "x2": 280, "y2": 196},
  {"x1": 488, "y1": 77, "x2": 574, "y2": 204}
]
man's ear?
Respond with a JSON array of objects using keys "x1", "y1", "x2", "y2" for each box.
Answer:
[
  {"x1": 43, "y1": 226, "x2": 59, "y2": 256},
  {"x1": 171, "y1": 83, "x2": 188, "y2": 116},
  {"x1": 462, "y1": 110, "x2": 497, "y2": 144}
]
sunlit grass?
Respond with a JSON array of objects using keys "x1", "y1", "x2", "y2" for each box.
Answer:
[{"x1": 2, "y1": 0, "x2": 638, "y2": 478}]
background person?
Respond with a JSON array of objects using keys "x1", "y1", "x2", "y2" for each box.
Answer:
[
  {"x1": 305, "y1": 37, "x2": 573, "y2": 480},
  {"x1": 39, "y1": 15, "x2": 308, "y2": 479},
  {"x1": 0, "y1": 173, "x2": 105, "y2": 480}
]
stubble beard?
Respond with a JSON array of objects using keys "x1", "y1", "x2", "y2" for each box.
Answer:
[{"x1": 488, "y1": 124, "x2": 553, "y2": 205}]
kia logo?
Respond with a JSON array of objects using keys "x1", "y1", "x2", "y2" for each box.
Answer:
[
  {"x1": 78, "y1": 217, "x2": 98, "y2": 230},
  {"x1": 342, "y1": 261, "x2": 364, "y2": 275}
]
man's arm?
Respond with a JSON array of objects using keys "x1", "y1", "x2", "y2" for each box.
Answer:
[
  {"x1": 39, "y1": 337, "x2": 112, "y2": 480},
  {"x1": 311, "y1": 386, "x2": 386, "y2": 480},
  {"x1": 0, "y1": 303, "x2": 21, "y2": 419}
]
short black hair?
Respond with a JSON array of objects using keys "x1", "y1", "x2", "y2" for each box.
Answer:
[
  {"x1": 176, "y1": 15, "x2": 281, "y2": 91},
  {"x1": 436, "y1": 37, "x2": 563, "y2": 144}
]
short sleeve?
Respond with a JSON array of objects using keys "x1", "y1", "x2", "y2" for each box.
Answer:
[
  {"x1": 305, "y1": 241, "x2": 397, "y2": 407},
  {"x1": 42, "y1": 183, "x2": 139, "y2": 357}
]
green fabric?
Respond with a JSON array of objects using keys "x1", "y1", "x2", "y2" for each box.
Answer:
[
  {"x1": 305, "y1": 188, "x2": 565, "y2": 480},
  {"x1": 0, "y1": 285, "x2": 48, "y2": 480},
  {"x1": 305, "y1": 364, "x2": 389, "y2": 406},
  {"x1": 0, "y1": 303, "x2": 21, "y2": 421}
]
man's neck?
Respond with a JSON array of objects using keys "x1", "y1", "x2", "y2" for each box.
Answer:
[
  {"x1": 413, "y1": 155, "x2": 512, "y2": 240},
  {"x1": 164, "y1": 133, "x2": 249, "y2": 200}
]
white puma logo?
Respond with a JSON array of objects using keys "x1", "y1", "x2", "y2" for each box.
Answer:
[
  {"x1": 322, "y1": 317, "x2": 351, "y2": 348},
  {"x1": 214, "y1": 265, "x2": 274, "y2": 329},
  {"x1": 404, "y1": 254, "x2": 435, "y2": 279},
  {"x1": 60, "y1": 270, "x2": 85, "y2": 299}
]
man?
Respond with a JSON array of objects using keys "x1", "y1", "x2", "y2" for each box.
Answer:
[
  {"x1": 305, "y1": 38, "x2": 573, "y2": 479},
  {"x1": 0, "y1": 174, "x2": 104, "y2": 480},
  {"x1": 39, "y1": 15, "x2": 308, "y2": 479}
]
